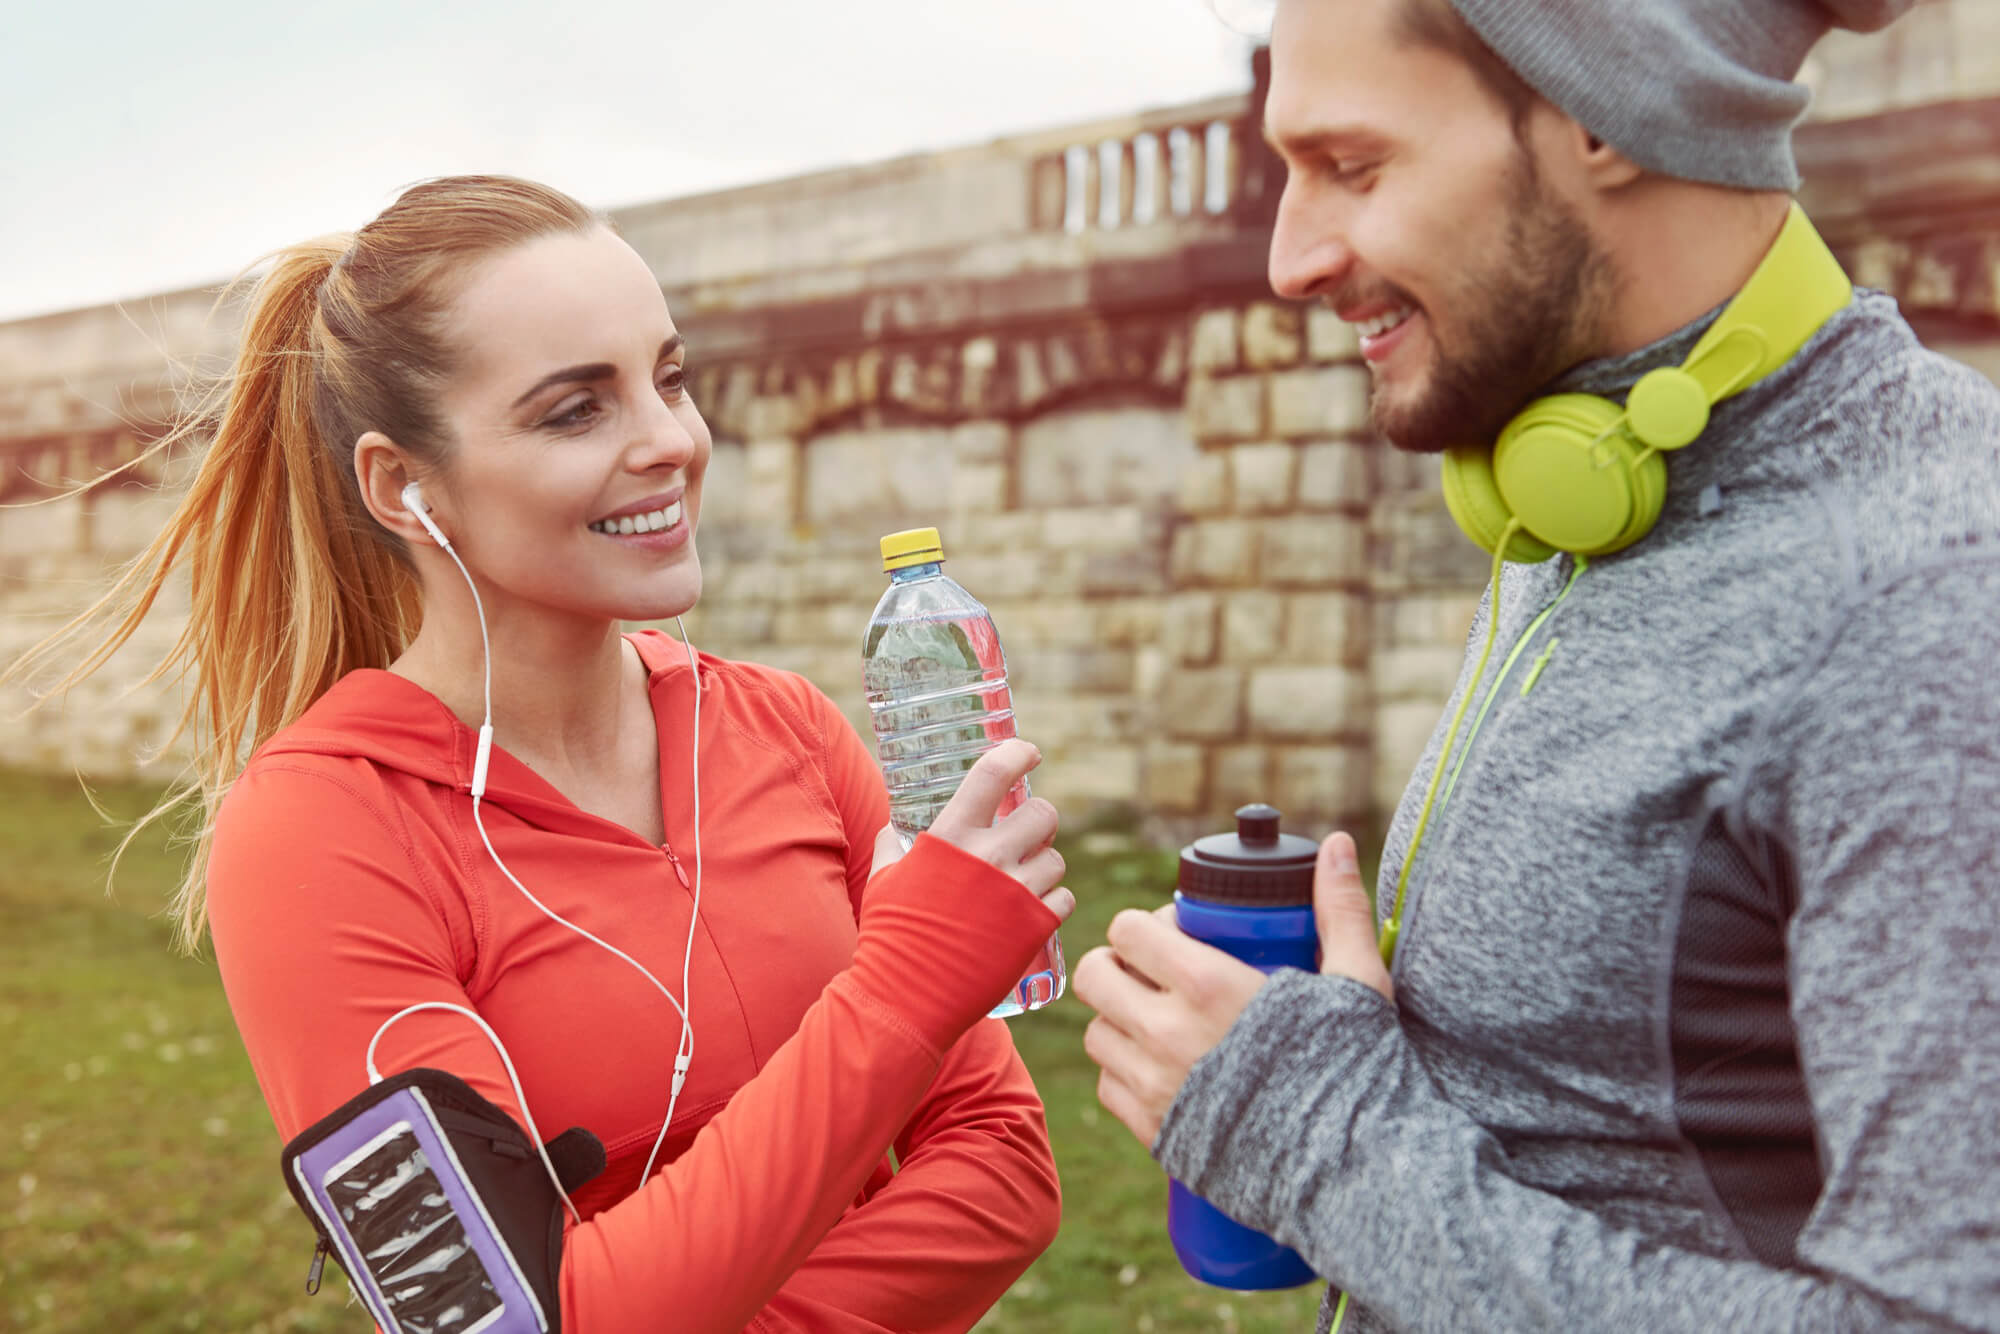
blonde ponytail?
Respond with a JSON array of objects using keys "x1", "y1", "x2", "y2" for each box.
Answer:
[{"x1": 7, "y1": 175, "x2": 599, "y2": 952}]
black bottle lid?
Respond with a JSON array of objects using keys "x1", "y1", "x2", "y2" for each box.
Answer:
[{"x1": 1178, "y1": 803, "x2": 1318, "y2": 906}]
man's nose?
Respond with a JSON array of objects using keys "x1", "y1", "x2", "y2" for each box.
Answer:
[{"x1": 1268, "y1": 177, "x2": 1355, "y2": 303}]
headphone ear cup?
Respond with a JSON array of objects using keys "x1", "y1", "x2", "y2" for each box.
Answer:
[
  {"x1": 1494, "y1": 393, "x2": 1665, "y2": 558},
  {"x1": 1442, "y1": 446, "x2": 1559, "y2": 564}
]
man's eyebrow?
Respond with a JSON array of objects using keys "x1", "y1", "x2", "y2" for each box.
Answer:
[
  {"x1": 1261, "y1": 122, "x2": 1385, "y2": 157},
  {"x1": 510, "y1": 335, "x2": 685, "y2": 410}
]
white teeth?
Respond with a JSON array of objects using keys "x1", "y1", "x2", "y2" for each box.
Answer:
[
  {"x1": 1354, "y1": 306, "x2": 1416, "y2": 339},
  {"x1": 590, "y1": 500, "x2": 684, "y2": 536}
]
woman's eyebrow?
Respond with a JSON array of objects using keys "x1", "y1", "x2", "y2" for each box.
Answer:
[{"x1": 510, "y1": 335, "x2": 685, "y2": 410}]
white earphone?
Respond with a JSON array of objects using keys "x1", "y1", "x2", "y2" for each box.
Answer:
[{"x1": 370, "y1": 480, "x2": 705, "y2": 1221}]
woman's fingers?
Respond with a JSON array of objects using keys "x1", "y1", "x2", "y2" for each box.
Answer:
[{"x1": 930, "y1": 739, "x2": 1041, "y2": 841}]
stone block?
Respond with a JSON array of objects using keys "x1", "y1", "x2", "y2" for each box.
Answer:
[
  {"x1": 1042, "y1": 505, "x2": 1146, "y2": 555},
  {"x1": 1094, "y1": 597, "x2": 1165, "y2": 649},
  {"x1": 951, "y1": 549, "x2": 1060, "y2": 601},
  {"x1": 1160, "y1": 667, "x2": 1245, "y2": 740},
  {"x1": 1285, "y1": 592, "x2": 1370, "y2": 667},
  {"x1": 1042, "y1": 744, "x2": 1141, "y2": 805},
  {"x1": 1011, "y1": 646, "x2": 1135, "y2": 695},
  {"x1": 1375, "y1": 645, "x2": 1469, "y2": 704},
  {"x1": 1262, "y1": 515, "x2": 1365, "y2": 588},
  {"x1": 1079, "y1": 545, "x2": 1170, "y2": 596},
  {"x1": 1268, "y1": 365, "x2": 1370, "y2": 437},
  {"x1": 1247, "y1": 666, "x2": 1367, "y2": 740},
  {"x1": 743, "y1": 394, "x2": 802, "y2": 441},
  {"x1": 1212, "y1": 744, "x2": 1271, "y2": 808},
  {"x1": 951, "y1": 420, "x2": 1012, "y2": 465},
  {"x1": 1142, "y1": 740, "x2": 1208, "y2": 812},
  {"x1": 957, "y1": 511, "x2": 1042, "y2": 554},
  {"x1": 85, "y1": 486, "x2": 183, "y2": 560},
  {"x1": 1176, "y1": 449, "x2": 1232, "y2": 516},
  {"x1": 1275, "y1": 745, "x2": 1373, "y2": 824},
  {"x1": 1169, "y1": 519, "x2": 1258, "y2": 587},
  {"x1": 1376, "y1": 447, "x2": 1440, "y2": 496},
  {"x1": 1019, "y1": 407, "x2": 1195, "y2": 508},
  {"x1": 0, "y1": 495, "x2": 83, "y2": 558},
  {"x1": 951, "y1": 462, "x2": 1010, "y2": 513},
  {"x1": 802, "y1": 426, "x2": 953, "y2": 523},
  {"x1": 1165, "y1": 592, "x2": 1219, "y2": 666},
  {"x1": 1375, "y1": 701, "x2": 1446, "y2": 814},
  {"x1": 719, "y1": 560, "x2": 803, "y2": 605},
  {"x1": 1242, "y1": 303, "x2": 1303, "y2": 369},
  {"x1": 997, "y1": 600, "x2": 1096, "y2": 650},
  {"x1": 743, "y1": 439, "x2": 797, "y2": 526},
  {"x1": 1134, "y1": 645, "x2": 1168, "y2": 699},
  {"x1": 1187, "y1": 375, "x2": 1265, "y2": 443},
  {"x1": 1220, "y1": 590, "x2": 1285, "y2": 664},
  {"x1": 1032, "y1": 693, "x2": 1138, "y2": 743},
  {"x1": 1372, "y1": 494, "x2": 1491, "y2": 592},
  {"x1": 1298, "y1": 440, "x2": 1373, "y2": 510},
  {"x1": 1380, "y1": 592, "x2": 1481, "y2": 651},
  {"x1": 1307, "y1": 307, "x2": 1360, "y2": 362},
  {"x1": 1189, "y1": 308, "x2": 1240, "y2": 374},
  {"x1": 1230, "y1": 442, "x2": 1297, "y2": 513},
  {"x1": 1958, "y1": 2, "x2": 2000, "y2": 99}
]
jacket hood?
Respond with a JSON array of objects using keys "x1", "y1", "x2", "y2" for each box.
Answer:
[{"x1": 247, "y1": 631, "x2": 696, "y2": 828}]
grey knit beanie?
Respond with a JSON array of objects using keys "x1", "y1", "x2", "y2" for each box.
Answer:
[{"x1": 1447, "y1": 0, "x2": 1919, "y2": 190}]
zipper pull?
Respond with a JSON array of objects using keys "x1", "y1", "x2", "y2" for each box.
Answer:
[
  {"x1": 1520, "y1": 637, "x2": 1561, "y2": 698},
  {"x1": 306, "y1": 1237, "x2": 330, "y2": 1294},
  {"x1": 662, "y1": 843, "x2": 691, "y2": 889}
]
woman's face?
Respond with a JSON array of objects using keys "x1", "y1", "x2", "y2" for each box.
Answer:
[{"x1": 425, "y1": 226, "x2": 711, "y2": 633}]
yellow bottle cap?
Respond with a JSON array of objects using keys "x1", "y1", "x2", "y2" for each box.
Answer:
[{"x1": 880, "y1": 526, "x2": 945, "y2": 572}]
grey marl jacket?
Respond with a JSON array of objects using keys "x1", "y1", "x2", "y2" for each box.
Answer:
[{"x1": 1156, "y1": 289, "x2": 2000, "y2": 1332}]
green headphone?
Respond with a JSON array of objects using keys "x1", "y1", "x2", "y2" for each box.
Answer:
[{"x1": 1440, "y1": 204, "x2": 1853, "y2": 563}]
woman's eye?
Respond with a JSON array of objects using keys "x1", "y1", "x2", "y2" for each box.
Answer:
[
  {"x1": 545, "y1": 396, "x2": 601, "y2": 430},
  {"x1": 658, "y1": 365, "x2": 688, "y2": 400}
]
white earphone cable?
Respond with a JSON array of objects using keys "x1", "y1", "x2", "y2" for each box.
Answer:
[
  {"x1": 375, "y1": 489, "x2": 702, "y2": 1217},
  {"x1": 367, "y1": 1000, "x2": 583, "y2": 1225}
]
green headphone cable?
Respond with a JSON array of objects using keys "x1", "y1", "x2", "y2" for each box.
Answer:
[
  {"x1": 1436, "y1": 556, "x2": 1588, "y2": 814},
  {"x1": 1378, "y1": 519, "x2": 1518, "y2": 967}
]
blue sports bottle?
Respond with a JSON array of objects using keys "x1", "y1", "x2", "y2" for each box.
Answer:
[{"x1": 1167, "y1": 803, "x2": 1320, "y2": 1291}]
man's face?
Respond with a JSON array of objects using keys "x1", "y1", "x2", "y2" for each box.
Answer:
[{"x1": 1264, "y1": 0, "x2": 1613, "y2": 453}]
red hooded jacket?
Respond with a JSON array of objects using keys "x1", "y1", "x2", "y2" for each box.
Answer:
[{"x1": 206, "y1": 630, "x2": 1063, "y2": 1332}]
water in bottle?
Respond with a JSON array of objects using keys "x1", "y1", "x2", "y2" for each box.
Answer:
[
  {"x1": 1168, "y1": 804, "x2": 1321, "y2": 1290},
  {"x1": 862, "y1": 526, "x2": 1065, "y2": 1018}
]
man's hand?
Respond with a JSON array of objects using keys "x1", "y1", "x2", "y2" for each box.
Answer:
[{"x1": 1074, "y1": 830, "x2": 1393, "y2": 1146}]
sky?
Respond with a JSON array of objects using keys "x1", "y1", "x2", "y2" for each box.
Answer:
[{"x1": 0, "y1": 1, "x2": 1256, "y2": 323}]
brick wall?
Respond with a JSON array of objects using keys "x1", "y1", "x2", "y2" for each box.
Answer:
[{"x1": 4, "y1": 17, "x2": 1997, "y2": 848}]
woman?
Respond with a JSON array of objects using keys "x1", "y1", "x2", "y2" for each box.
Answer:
[{"x1": 23, "y1": 175, "x2": 1072, "y2": 1331}]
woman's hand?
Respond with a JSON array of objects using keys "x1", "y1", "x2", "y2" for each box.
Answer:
[{"x1": 870, "y1": 738, "x2": 1074, "y2": 923}]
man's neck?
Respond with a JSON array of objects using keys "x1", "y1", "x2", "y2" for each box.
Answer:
[{"x1": 1596, "y1": 184, "x2": 1794, "y2": 358}]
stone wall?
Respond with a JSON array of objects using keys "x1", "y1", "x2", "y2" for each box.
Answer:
[{"x1": 4, "y1": 15, "x2": 1998, "y2": 849}]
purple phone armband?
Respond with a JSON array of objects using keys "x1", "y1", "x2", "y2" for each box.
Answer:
[{"x1": 280, "y1": 1068, "x2": 603, "y2": 1334}]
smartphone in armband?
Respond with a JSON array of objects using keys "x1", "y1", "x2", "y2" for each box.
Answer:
[{"x1": 282, "y1": 1070, "x2": 602, "y2": 1334}]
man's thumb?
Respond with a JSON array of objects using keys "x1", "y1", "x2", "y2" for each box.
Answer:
[{"x1": 1315, "y1": 832, "x2": 1394, "y2": 1002}]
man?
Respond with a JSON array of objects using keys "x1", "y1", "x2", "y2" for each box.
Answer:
[{"x1": 1074, "y1": 1, "x2": 2000, "y2": 1330}]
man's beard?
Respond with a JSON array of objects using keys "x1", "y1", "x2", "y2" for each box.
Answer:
[{"x1": 1369, "y1": 157, "x2": 1615, "y2": 455}]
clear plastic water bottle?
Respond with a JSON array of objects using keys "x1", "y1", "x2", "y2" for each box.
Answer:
[{"x1": 862, "y1": 526, "x2": 1065, "y2": 1019}]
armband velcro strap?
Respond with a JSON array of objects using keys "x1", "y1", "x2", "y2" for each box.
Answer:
[{"x1": 280, "y1": 1068, "x2": 604, "y2": 1334}]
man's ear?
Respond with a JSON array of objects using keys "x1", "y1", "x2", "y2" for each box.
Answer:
[
  {"x1": 354, "y1": 431, "x2": 442, "y2": 547},
  {"x1": 1574, "y1": 124, "x2": 1643, "y2": 191}
]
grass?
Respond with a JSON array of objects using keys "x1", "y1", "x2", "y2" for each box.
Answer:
[{"x1": 0, "y1": 770, "x2": 1329, "y2": 1333}]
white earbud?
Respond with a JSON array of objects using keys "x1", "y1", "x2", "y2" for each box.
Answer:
[{"x1": 401, "y1": 481, "x2": 452, "y2": 549}]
